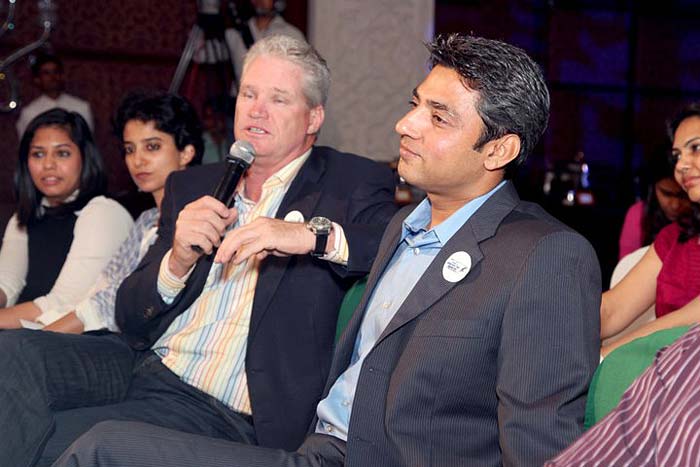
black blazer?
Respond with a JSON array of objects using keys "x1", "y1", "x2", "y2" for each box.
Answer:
[
  {"x1": 326, "y1": 182, "x2": 601, "y2": 467},
  {"x1": 115, "y1": 146, "x2": 398, "y2": 451}
]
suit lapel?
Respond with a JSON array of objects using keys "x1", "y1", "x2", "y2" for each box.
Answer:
[
  {"x1": 375, "y1": 182, "x2": 521, "y2": 344},
  {"x1": 325, "y1": 210, "x2": 404, "y2": 388},
  {"x1": 248, "y1": 149, "x2": 326, "y2": 341}
]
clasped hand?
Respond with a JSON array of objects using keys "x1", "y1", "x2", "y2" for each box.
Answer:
[{"x1": 169, "y1": 196, "x2": 315, "y2": 277}]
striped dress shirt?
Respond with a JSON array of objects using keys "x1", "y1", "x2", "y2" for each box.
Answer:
[
  {"x1": 153, "y1": 150, "x2": 349, "y2": 415},
  {"x1": 546, "y1": 324, "x2": 700, "y2": 466},
  {"x1": 152, "y1": 153, "x2": 311, "y2": 414}
]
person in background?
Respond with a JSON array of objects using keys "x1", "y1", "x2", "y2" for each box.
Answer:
[
  {"x1": 618, "y1": 150, "x2": 691, "y2": 259},
  {"x1": 43, "y1": 92, "x2": 204, "y2": 334},
  {"x1": 200, "y1": 96, "x2": 233, "y2": 164},
  {"x1": 16, "y1": 53, "x2": 94, "y2": 137},
  {"x1": 225, "y1": 0, "x2": 305, "y2": 87},
  {"x1": 602, "y1": 102, "x2": 700, "y2": 356},
  {"x1": 0, "y1": 109, "x2": 132, "y2": 329}
]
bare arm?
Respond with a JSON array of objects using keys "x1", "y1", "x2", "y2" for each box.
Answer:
[
  {"x1": 0, "y1": 301, "x2": 41, "y2": 329},
  {"x1": 601, "y1": 246, "x2": 660, "y2": 339},
  {"x1": 42, "y1": 311, "x2": 84, "y2": 334},
  {"x1": 602, "y1": 297, "x2": 700, "y2": 357},
  {"x1": 0, "y1": 289, "x2": 6, "y2": 308}
]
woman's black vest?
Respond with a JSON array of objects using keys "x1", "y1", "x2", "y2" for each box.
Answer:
[{"x1": 17, "y1": 209, "x2": 76, "y2": 303}]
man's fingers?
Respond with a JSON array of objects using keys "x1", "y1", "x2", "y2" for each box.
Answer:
[
  {"x1": 191, "y1": 195, "x2": 231, "y2": 218},
  {"x1": 231, "y1": 239, "x2": 267, "y2": 265}
]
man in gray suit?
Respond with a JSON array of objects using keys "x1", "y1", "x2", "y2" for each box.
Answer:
[{"x1": 56, "y1": 33, "x2": 601, "y2": 467}]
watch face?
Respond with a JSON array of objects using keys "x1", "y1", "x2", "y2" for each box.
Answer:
[{"x1": 309, "y1": 216, "x2": 331, "y2": 233}]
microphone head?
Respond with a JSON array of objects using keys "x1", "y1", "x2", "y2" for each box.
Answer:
[{"x1": 227, "y1": 140, "x2": 255, "y2": 167}]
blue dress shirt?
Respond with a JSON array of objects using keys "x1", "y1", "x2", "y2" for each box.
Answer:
[{"x1": 315, "y1": 181, "x2": 506, "y2": 440}]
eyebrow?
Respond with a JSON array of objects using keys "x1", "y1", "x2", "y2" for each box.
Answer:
[
  {"x1": 412, "y1": 88, "x2": 459, "y2": 121},
  {"x1": 673, "y1": 136, "x2": 700, "y2": 152},
  {"x1": 30, "y1": 142, "x2": 73, "y2": 149},
  {"x1": 683, "y1": 136, "x2": 700, "y2": 148},
  {"x1": 123, "y1": 137, "x2": 163, "y2": 145}
]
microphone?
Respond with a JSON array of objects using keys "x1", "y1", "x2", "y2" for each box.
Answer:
[
  {"x1": 191, "y1": 140, "x2": 255, "y2": 254},
  {"x1": 212, "y1": 140, "x2": 256, "y2": 208}
]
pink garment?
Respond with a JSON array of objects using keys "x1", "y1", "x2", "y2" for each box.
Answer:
[
  {"x1": 618, "y1": 201, "x2": 645, "y2": 259},
  {"x1": 653, "y1": 222, "x2": 700, "y2": 317}
]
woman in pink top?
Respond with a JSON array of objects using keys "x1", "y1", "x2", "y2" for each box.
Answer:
[
  {"x1": 618, "y1": 154, "x2": 690, "y2": 259},
  {"x1": 602, "y1": 102, "x2": 700, "y2": 356}
]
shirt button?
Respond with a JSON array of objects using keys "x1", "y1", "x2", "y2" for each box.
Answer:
[
  {"x1": 342, "y1": 400, "x2": 351, "y2": 407},
  {"x1": 382, "y1": 301, "x2": 391, "y2": 309},
  {"x1": 413, "y1": 248, "x2": 420, "y2": 255},
  {"x1": 325, "y1": 424, "x2": 334, "y2": 433}
]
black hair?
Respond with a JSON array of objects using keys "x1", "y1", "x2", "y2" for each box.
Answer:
[
  {"x1": 427, "y1": 33, "x2": 550, "y2": 177},
  {"x1": 641, "y1": 149, "x2": 686, "y2": 244},
  {"x1": 112, "y1": 91, "x2": 204, "y2": 166},
  {"x1": 31, "y1": 52, "x2": 63, "y2": 77},
  {"x1": 668, "y1": 102, "x2": 700, "y2": 243},
  {"x1": 14, "y1": 108, "x2": 106, "y2": 227}
]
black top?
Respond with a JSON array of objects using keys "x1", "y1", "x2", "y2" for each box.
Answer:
[{"x1": 17, "y1": 209, "x2": 76, "y2": 303}]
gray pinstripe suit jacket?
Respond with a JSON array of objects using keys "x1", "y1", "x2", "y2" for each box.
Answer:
[{"x1": 324, "y1": 181, "x2": 601, "y2": 467}]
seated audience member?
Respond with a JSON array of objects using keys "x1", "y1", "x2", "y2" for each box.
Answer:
[
  {"x1": 16, "y1": 53, "x2": 94, "y2": 137},
  {"x1": 618, "y1": 151, "x2": 690, "y2": 259},
  {"x1": 54, "y1": 33, "x2": 600, "y2": 467},
  {"x1": 602, "y1": 103, "x2": 700, "y2": 356},
  {"x1": 0, "y1": 35, "x2": 397, "y2": 466},
  {"x1": 0, "y1": 109, "x2": 133, "y2": 329},
  {"x1": 43, "y1": 91, "x2": 204, "y2": 334},
  {"x1": 546, "y1": 324, "x2": 700, "y2": 466}
]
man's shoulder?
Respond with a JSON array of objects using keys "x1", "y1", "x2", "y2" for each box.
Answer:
[
  {"x1": 313, "y1": 146, "x2": 391, "y2": 174},
  {"x1": 59, "y1": 93, "x2": 89, "y2": 106},
  {"x1": 507, "y1": 200, "x2": 576, "y2": 236}
]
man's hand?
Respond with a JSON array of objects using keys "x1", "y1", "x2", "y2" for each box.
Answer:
[
  {"x1": 169, "y1": 196, "x2": 238, "y2": 277},
  {"x1": 214, "y1": 217, "x2": 318, "y2": 265}
]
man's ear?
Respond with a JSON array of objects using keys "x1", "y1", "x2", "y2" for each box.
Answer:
[
  {"x1": 306, "y1": 105, "x2": 325, "y2": 135},
  {"x1": 483, "y1": 134, "x2": 521, "y2": 171},
  {"x1": 178, "y1": 144, "x2": 196, "y2": 168}
]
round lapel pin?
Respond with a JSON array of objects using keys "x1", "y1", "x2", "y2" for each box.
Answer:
[
  {"x1": 442, "y1": 251, "x2": 472, "y2": 283},
  {"x1": 284, "y1": 210, "x2": 305, "y2": 223}
]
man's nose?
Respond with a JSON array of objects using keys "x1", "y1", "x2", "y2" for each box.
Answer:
[{"x1": 395, "y1": 110, "x2": 419, "y2": 139}]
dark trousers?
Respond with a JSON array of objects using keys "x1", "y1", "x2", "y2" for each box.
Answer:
[
  {"x1": 0, "y1": 329, "x2": 256, "y2": 467},
  {"x1": 54, "y1": 421, "x2": 346, "y2": 467}
]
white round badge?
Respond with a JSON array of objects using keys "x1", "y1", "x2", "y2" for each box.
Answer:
[
  {"x1": 284, "y1": 210, "x2": 305, "y2": 223},
  {"x1": 442, "y1": 251, "x2": 472, "y2": 283}
]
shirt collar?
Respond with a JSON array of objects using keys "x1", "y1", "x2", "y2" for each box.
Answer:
[
  {"x1": 401, "y1": 180, "x2": 506, "y2": 245},
  {"x1": 238, "y1": 147, "x2": 312, "y2": 203}
]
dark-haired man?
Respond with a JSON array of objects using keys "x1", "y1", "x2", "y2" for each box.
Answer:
[
  {"x1": 56, "y1": 33, "x2": 601, "y2": 467},
  {"x1": 16, "y1": 53, "x2": 93, "y2": 137}
]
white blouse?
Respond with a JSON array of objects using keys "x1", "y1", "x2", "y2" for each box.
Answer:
[{"x1": 0, "y1": 196, "x2": 133, "y2": 314}]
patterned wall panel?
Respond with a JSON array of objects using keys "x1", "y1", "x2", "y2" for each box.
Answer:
[{"x1": 309, "y1": 0, "x2": 434, "y2": 162}]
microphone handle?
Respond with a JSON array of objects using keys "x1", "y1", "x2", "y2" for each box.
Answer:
[{"x1": 191, "y1": 160, "x2": 249, "y2": 255}]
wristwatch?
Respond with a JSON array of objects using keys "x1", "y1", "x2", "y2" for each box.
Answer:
[{"x1": 307, "y1": 216, "x2": 332, "y2": 257}]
